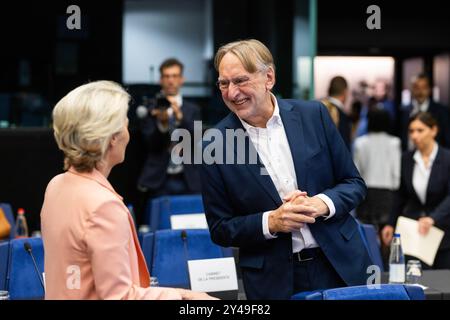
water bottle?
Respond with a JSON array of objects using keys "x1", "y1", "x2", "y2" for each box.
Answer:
[
  {"x1": 0, "y1": 290, "x2": 10, "y2": 300},
  {"x1": 389, "y1": 233, "x2": 405, "y2": 283},
  {"x1": 14, "y1": 208, "x2": 29, "y2": 238}
]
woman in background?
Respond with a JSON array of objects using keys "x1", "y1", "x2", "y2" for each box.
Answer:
[
  {"x1": 381, "y1": 112, "x2": 450, "y2": 269},
  {"x1": 41, "y1": 81, "x2": 214, "y2": 299},
  {"x1": 353, "y1": 109, "x2": 401, "y2": 228}
]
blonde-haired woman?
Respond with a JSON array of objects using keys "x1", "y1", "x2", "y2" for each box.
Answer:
[{"x1": 41, "y1": 81, "x2": 213, "y2": 300}]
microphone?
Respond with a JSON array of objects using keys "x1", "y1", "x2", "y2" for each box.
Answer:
[
  {"x1": 180, "y1": 230, "x2": 191, "y2": 288},
  {"x1": 136, "y1": 105, "x2": 149, "y2": 119},
  {"x1": 181, "y1": 230, "x2": 187, "y2": 241},
  {"x1": 24, "y1": 242, "x2": 45, "y2": 292}
]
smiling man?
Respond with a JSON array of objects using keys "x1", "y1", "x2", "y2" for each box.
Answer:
[{"x1": 199, "y1": 39, "x2": 373, "y2": 299}]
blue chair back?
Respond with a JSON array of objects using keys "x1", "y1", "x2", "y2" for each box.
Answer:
[
  {"x1": 292, "y1": 284, "x2": 425, "y2": 300},
  {"x1": 151, "y1": 229, "x2": 232, "y2": 288},
  {"x1": 0, "y1": 203, "x2": 16, "y2": 239},
  {"x1": 358, "y1": 223, "x2": 384, "y2": 271},
  {"x1": 146, "y1": 195, "x2": 204, "y2": 230},
  {"x1": 140, "y1": 232, "x2": 154, "y2": 271},
  {"x1": 6, "y1": 237, "x2": 45, "y2": 300},
  {"x1": 0, "y1": 240, "x2": 10, "y2": 290}
]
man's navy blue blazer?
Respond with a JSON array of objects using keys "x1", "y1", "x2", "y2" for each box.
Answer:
[{"x1": 200, "y1": 98, "x2": 373, "y2": 299}]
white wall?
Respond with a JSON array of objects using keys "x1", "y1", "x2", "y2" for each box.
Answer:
[
  {"x1": 123, "y1": 0, "x2": 213, "y2": 95},
  {"x1": 314, "y1": 56, "x2": 395, "y2": 112}
]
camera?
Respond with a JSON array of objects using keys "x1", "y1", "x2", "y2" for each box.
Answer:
[{"x1": 155, "y1": 92, "x2": 171, "y2": 110}]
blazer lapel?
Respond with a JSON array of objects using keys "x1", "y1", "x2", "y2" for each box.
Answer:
[
  {"x1": 426, "y1": 148, "x2": 442, "y2": 206},
  {"x1": 225, "y1": 113, "x2": 281, "y2": 205},
  {"x1": 278, "y1": 99, "x2": 308, "y2": 190},
  {"x1": 404, "y1": 152, "x2": 420, "y2": 201},
  {"x1": 127, "y1": 212, "x2": 150, "y2": 287}
]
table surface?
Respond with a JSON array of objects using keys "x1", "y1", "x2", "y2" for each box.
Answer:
[{"x1": 383, "y1": 270, "x2": 450, "y2": 300}]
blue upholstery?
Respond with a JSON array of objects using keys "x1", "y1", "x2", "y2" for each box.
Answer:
[
  {"x1": 0, "y1": 203, "x2": 16, "y2": 239},
  {"x1": 0, "y1": 240, "x2": 10, "y2": 290},
  {"x1": 140, "y1": 232, "x2": 154, "y2": 271},
  {"x1": 6, "y1": 237, "x2": 45, "y2": 300},
  {"x1": 146, "y1": 194, "x2": 204, "y2": 230},
  {"x1": 358, "y1": 223, "x2": 384, "y2": 272},
  {"x1": 291, "y1": 284, "x2": 425, "y2": 300},
  {"x1": 151, "y1": 229, "x2": 232, "y2": 288}
]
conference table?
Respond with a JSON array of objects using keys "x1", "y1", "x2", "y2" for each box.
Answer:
[
  {"x1": 382, "y1": 270, "x2": 450, "y2": 300},
  {"x1": 235, "y1": 270, "x2": 450, "y2": 300}
]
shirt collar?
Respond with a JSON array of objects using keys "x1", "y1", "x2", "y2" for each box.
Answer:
[
  {"x1": 413, "y1": 142, "x2": 439, "y2": 169},
  {"x1": 328, "y1": 96, "x2": 345, "y2": 111},
  {"x1": 162, "y1": 91, "x2": 183, "y2": 107},
  {"x1": 239, "y1": 93, "x2": 282, "y2": 131},
  {"x1": 67, "y1": 167, "x2": 123, "y2": 201},
  {"x1": 412, "y1": 98, "x2": 430, "y2": 112}
]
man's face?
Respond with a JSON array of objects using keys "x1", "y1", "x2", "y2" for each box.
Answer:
[
  {"x1": 160, "y1": 65, "x2": 184, "y2": 96},
  {"x1": 218, "y1": 52, "x2": 274, "y2": 124},
  {"x1": 374, "y1": 81, "x2": 386, "y2": 100},
  {"x1": 412, "y1": 78, "x2": 431, "y2": 104}
]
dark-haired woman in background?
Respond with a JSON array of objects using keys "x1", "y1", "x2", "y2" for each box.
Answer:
[
  {"x1": 381, "y1": 112, "x2": 450, "y2": 269},
  {"x1": 353, "y1": 109, "x2": 401, "y2": 228}
]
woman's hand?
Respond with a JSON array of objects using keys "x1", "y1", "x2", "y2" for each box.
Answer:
[
  {"x1": 381, "y1": 225, "x2": 394, "y2": 246},
  {"x1": 177, "y1": 289, "x2": 219, "y2": 300},
  {"x1": 418, "y1": 217, "x2": 435, "y2": 236}
]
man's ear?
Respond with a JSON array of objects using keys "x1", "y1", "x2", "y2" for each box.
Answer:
[{"x1": 265, "y1": 67, "x2": 275, "y2": 91}]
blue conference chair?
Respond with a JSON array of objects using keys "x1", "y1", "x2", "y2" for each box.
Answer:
[
  {"x1": 151, "y1": 229, "x2": 232, "y2": 288},
  {"x1": 358, "y1": 223, "x2": 385, "y2": 272},
  {"x1": 291, "y1": 284, "x2": 425, "y2": 300},
  {"x1": 146, "y1": 194, "x2": 204, "y2": 230},
  {"x1": 0, "y1": 240, "x2": 10, "y2": 290},
  {"x1": 140, "y1": 232, "x2": 155, "y2": 271},
  {"x1": 6, "y1": 237, "x2": 45, "y2": 300},
  {"x1": 0, "y1": 203, "x2": 16, "y2": 239}
]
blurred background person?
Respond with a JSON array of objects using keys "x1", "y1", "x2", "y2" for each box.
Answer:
[
  {"x1": 321, "y1": 76, "x2": 352, "y2": 150},
  {"x1": 41, "y1": 81, "x2": 213, "y2": 300},
  {"x1": 349, "y1": 100, "x2": 363, "y2": 142},
  {"x1": 400, "y1": 74, "x2": 450, "y2": 150},
  {"x1": 381, "y1": 112, "x2": 450, "y2": 269},
  {"x1": 353, "y1": 109, "x2": 401, "y2": 228},
  {"x1": 136, "y1": 58, "x2": 201, "y2": 225},
  {"x1": 372, "y1": 80, "x2": 396, "y2": 123}
]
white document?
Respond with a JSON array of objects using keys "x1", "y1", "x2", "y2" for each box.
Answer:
[
  {"x1": 170, "y1": 213, "x2": 208, "y2": 230},
  {"x1": 188, "y1": 257, "x2": 238, "y2": 293},
  {"x1": 395, "y1": 216, "x2": 444, "y2": 266}
]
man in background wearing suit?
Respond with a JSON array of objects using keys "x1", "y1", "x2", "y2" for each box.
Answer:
[
  {"x1": 321, "y1": 76, "x2": 352, "y2": 150},
  {"x1": 200, "y1": 39, "x2": 372, "y2": 300},
  {"x1": 136, "y1": 58, "x2": 201, "y2": 225},
  {"x1": 400, "y1": 73, "x2": 450, "y2": 150}
]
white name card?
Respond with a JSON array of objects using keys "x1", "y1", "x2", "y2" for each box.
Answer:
[
  {"x1": 188, "y1": 257, "x2": 238, "y2": 293},
  {"x1": 170, "y1": 213, "x2": 208, "y2": 230}
]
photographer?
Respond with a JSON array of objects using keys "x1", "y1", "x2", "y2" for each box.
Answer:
[{"x1": 136, "y1": 58, "x2": 201, "y2": 225}]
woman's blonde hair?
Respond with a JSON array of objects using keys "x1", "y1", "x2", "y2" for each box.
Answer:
[
  {"x1": 214, "y1": 39, "x2": 275, "y2": 74},
  {"x1": 52, "y1": 81, "x2": 130, "y2": 172}
]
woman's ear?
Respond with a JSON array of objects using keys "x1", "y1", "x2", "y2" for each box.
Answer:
[
  {"x1": 109, "y1": 133, "x2": 119, "y2": 148},
  {"x1": 432, "y1": 125, "x2": 439, "y2": 138}
]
